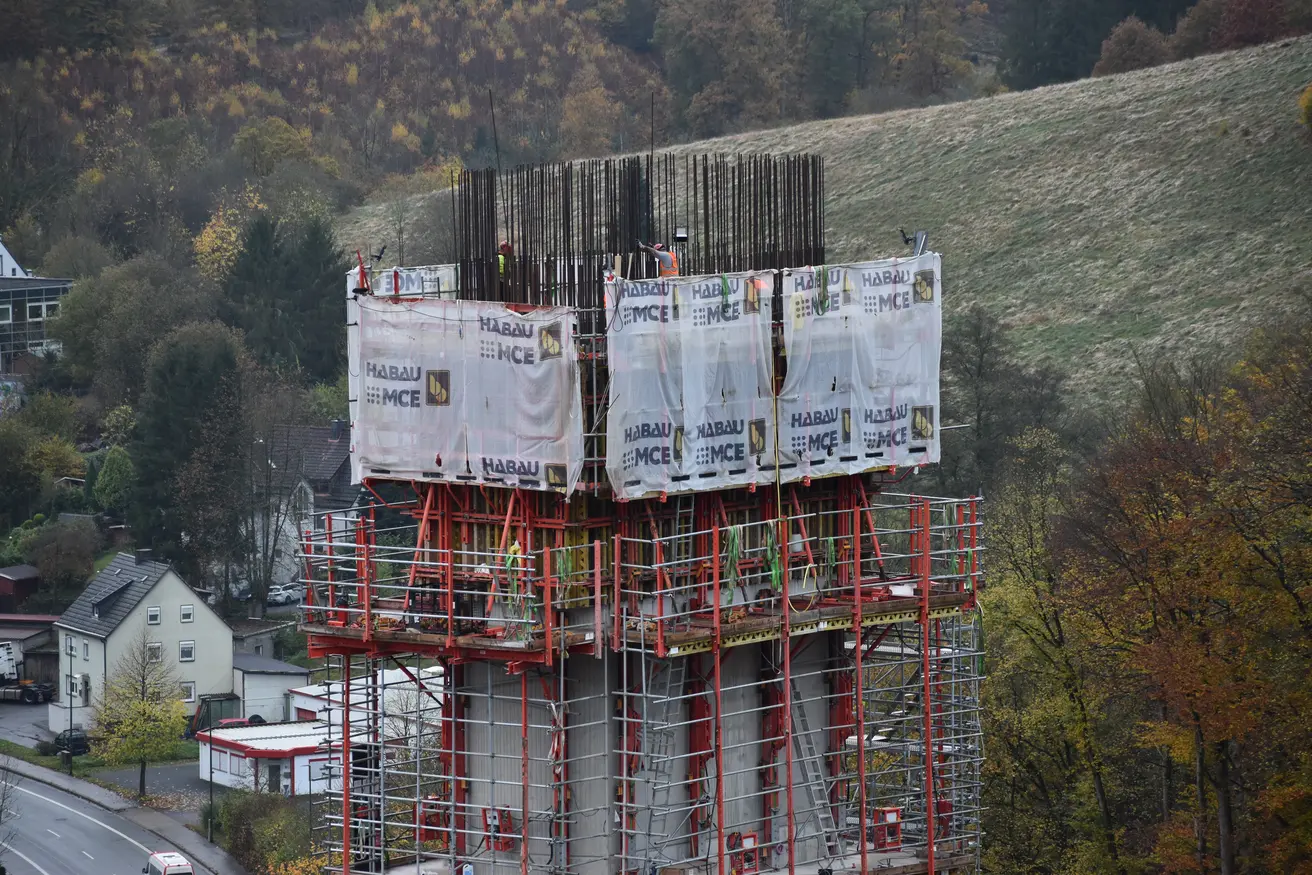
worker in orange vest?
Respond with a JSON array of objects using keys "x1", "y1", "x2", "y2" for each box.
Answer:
[{"x1": 639, "y1": 241, "x2": 679, "y2": 277}]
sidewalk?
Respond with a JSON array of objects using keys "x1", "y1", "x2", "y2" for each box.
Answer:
[{"x1": 1, "y1": 756, "x2": 250, "y2": 875}]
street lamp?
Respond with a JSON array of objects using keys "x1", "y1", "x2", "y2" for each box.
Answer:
[
  {"x1": 207, "y1": 727, "x2": 214, "y2": 842},
  {"x1": 66, "y1": 655, "x2": 73, "y2": 777}
]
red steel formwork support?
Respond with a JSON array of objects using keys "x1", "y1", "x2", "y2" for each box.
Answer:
[
  {"x1": 920, "y1": 498, "x2": 937, "y2": 874},
  {"x1": 303, "y1": 484, "x2": 983, "y2": 875},
  {"x1": 854, "y1": 495, "x2": 870, "y2": 875}
]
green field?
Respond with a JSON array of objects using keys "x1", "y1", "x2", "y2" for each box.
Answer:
[
  {"x1": 345, "y1": 38, "x2": 1312, "y2": 403},
  {"x1": 676, "y1": 37, "x2": 1312, "y2": 403}
]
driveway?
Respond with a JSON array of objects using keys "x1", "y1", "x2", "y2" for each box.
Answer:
[
  {"x1": 94, "y1": 761, "x2": 228, "y2": 812},
  {"x1": 0, "y1": 700, "x2": 55, "y2": 748}
]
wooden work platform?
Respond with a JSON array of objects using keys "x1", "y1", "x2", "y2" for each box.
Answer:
[
  {"x1": 623, "y1": 591, "x2": 972, "y2": 656},
  {"x1": 302, "y1": 591, "x2": 972, "y2": 658},
  {"x1": 302, "y1": 621, "x2": 594, "y2": 660}
]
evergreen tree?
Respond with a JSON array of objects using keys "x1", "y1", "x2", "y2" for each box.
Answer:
[
  {"x1": 223, "y1": 213, "x2": 346, "y2": 383},
  {"x1": 129, "y1": 322, "x2": 247, "y2": 576},
  {"x1": 94, "y1": 446, "x2": 135, "y2": 516},
  {"x1": 285, "y1": 215, "x2": 348, "y2": 384},
  {"x1": 223, "y1": 215, "x2": 294, "y2": 372}
]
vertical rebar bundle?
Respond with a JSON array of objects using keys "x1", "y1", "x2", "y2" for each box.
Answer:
[{"x1": 455, "y1": 154, "x2": 824, "y2": 305}]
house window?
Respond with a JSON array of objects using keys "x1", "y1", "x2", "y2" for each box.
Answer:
[
  {"x1": 179, "y1": 641, "x2": 195, "y2": 662},
  {"x1": 0, "y1": 304, "x2": 10, "y2": 324},
  {"x1": 27, "y1": 303, "x2": 44, "y2": 321},
  {"x1": 254, "y1": 644, "x2": 264, "y2": 656},
  {"x1": 44, "y1": 302, "x2": 58, "y2": 318},
  {"x1": 147, "y1": 642, "x2": 162, "y2": 663},
  {"x1": 213, "y1": 750, "x2": 228, "y2": 773},
  {"x1": 230, "y1": 755, "x2": 246, "y2": 776},
  {"x1": 180, "y1": 604, "x2": 194, "y2": 623},
  {"x1": 181, "y1": 681, "x2": 196, "y2": 702},
  {"x1": 82, "y1": 640, "x2": 89, "y2": 660},
  {"x1": 147, "y1": 606, "x2": 161, "y2": 625},
  {"x1": 68, "y1": 674, "x2": 80, "y2": 700},
  {"x1": 66, "y1": 634, "x2": 75, "y2": 655}
]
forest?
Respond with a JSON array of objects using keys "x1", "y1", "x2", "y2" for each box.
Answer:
[{"x1": 2, "y1": 0, "x2": 1311, "y2": 873}]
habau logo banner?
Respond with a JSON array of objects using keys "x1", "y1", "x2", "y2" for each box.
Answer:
[
  {"x1": 605, "y1": 271, "x2": 776, "y2": 500},
  {"x1": 777, "y1": 253, "x2": 942, "y2": 480},
  {"x1": 351, "y1": 299, "x2": 583, "y2": 494}
]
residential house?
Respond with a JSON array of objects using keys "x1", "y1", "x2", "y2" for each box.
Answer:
[
  {"x1": 197, "y1": 721, "x2": 341, "y2": 795},
  {"x1": 230, "y1": 617, "x2": 297, "y2": 657},
  {"x1": 232, "y1": 653, "x2": 310, "y2": 723},
  {"x1": 48, "y1": 551, "x2": 234, "y2": 733},
  {"x1": 246, "y1": 422, "x2": 360, "y2": 595}
]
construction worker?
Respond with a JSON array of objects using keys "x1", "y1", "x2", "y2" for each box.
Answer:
[
  {"x1": 498, "y1": 240, "x2": 513, "y2": 277},
  {"x1": 639, "y1": 240, "x2": 679, "y2": 278}
]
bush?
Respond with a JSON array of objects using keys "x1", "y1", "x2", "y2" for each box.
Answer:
[
  {"x1": 1171, "y1": 0, "x2": 1227, "y2": 58},
  {"x1": 1215, "y1": 0, "x2": 1289, "y2": 49},
  {"x1": 34, "y1": 741, "x2": 56, "y2": 756},
  {"x1": 217, "y1": 792, "x2": 312, "y2": 874},
  {"x1": 1093, "y1": 16, "x2": 1170, "y2": 76}
]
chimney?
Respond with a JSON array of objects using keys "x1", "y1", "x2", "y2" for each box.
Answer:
[
  {"x1": 134, "y1": 548, "x2": 153, "y2": 565},
  {"x1": 330, "y1": 419, "x2": 345, "y2": 441}
]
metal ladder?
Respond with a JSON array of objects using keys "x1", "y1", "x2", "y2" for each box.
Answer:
[
  {"x1": 642, "y1": 656, "x2": 688, "y2": 869},
  {"x1": 791, "y1": 681, "x2": 842, "y2": 858}
]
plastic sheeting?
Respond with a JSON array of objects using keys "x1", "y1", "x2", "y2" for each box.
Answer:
[
  {"x1": 603, "y1": 254, "x2": 941, "y2": 496},
  {"x1": 605, "y1": 271, "x2": 777, "y2": 501},
  {"x1": 351, "y1": 297, "x2": 583, "y2": 494},
  {"x1": 777, "y1": 253, "x2": 942, "y2": 479}
]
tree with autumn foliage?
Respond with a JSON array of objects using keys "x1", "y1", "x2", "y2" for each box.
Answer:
[
  {"x1": 1054, "y1": 326, "x2": 1312, "y2": 872},
  {"x1": 91, "y1": 623, "x2": 190, "y2": 800}
]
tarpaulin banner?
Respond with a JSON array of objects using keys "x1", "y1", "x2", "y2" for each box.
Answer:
[
  {"x1": 777, "y1": 253, "x2": 941, "y2": 481},
  {"x1": 605, "y1": 271, "x2": 776, "y2": 500},
  {"x1": 351, "y1": 298, "x2": 583, "y2": 494}
]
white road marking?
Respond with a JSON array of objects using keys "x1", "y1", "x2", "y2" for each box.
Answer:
[
  {"x1": 0, "y1": 841, "x2": 54, "y2": 875},
  {"x1": 45, "y1": 829, "x2": 59, "y2": 837},
  {"x1": 4, "y1": 783, "x2": 150, "y2": 853},
  {"x1": 83, "y1": 850, "x2": 95, "y2": 859}
]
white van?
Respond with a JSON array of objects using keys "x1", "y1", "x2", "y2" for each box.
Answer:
[{"x1": 144, "y1": 851, "x2": 194, "y2": 875}]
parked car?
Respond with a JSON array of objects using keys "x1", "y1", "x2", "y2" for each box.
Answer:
[
  {"x1": 54, "y1": 728, "x2": 90, "y2": 755},
  {"x1": 267, "y1": 584, "x2": 304, "y2": 605},
  {"x1": 230, "y1": 584, "x2": 252, "y2": 602}
]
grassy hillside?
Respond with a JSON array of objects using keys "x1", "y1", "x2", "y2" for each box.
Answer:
[
  {"x1": 343, "y1": 37, "x2": 1312, "y2": 403},
  {"x1": 682, "y1": 37, "x2": 1312, "y2": 403}
]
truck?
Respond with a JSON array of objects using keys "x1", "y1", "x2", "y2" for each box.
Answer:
[{"x1": 0, "y1": 641, "x2": 54, "y2": 704}]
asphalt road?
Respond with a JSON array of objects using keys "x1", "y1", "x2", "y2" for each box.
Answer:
[{"x1": 1, "y1": 778, "x2": 209, "y2": 875}]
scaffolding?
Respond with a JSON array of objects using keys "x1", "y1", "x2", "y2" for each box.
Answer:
[
  {"x1": 299, "y1": 484, "x2": 981, "y2": 875},
  {"x1": 301, "y1": 152, "x2": 983, "y2": 875}
]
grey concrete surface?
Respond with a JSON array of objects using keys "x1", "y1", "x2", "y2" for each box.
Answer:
[{"x1": 0, "y1": 701, "x2": 54, "y2": 749}]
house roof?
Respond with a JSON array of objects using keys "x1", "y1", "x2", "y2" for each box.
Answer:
[
  {"x1": 0, "y1": 613, "x2": 60, "y2": 624},
  {"x1": 233, "y1": 652, "x2": 309, "y2": 676},
  {"x1": 55, "y1": 553, "x2": 172, "y2": 638},
  {"x1": 270, "y1": 424, "x2": 349, "y2": 488},
  {"x1": 0, "y1": 624, "x2": 52, "y2": 642},
  {"x1": 229, "y1": 618, "x2": 296, "y2": 640},
  {"x1": 198, "y1": 720, "x2": 346, "y2": 757},
  {"x1": 0, "y1": 566, "x2": 39, "y2": 583}
]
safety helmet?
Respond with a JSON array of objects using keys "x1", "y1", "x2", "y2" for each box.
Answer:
[
  {"x1": 499, "y1": 240, "x2": 512, "y2": 254},
  {"x1": 652, "y1": 243, "x2": 665, "y2": 251}
]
